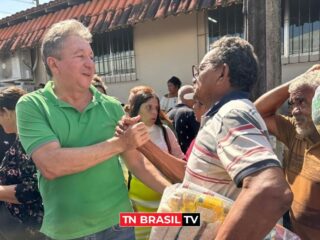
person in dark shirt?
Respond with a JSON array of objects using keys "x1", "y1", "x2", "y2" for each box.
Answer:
[
  {"x1": 0, "y1": 86, "x2": 44, "y2": 239},
  {"x1": 168, "y1": 85, "x2": 199, "y2": 153},
  {"x1": 0, "y1": 126, "x2": 15, "y2": 160}
]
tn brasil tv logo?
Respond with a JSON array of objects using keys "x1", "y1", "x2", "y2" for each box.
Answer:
[{"x1": 120, "y1": 212, "x2": 200, "y2": 227}]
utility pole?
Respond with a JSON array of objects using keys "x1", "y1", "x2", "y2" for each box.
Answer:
[{"x1": 243, "y1": 0, "x2": 282, "y2": 100}]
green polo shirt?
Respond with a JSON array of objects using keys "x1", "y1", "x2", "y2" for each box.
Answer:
[{"x1": 16, "y1": 82, "x2": 132, "y2": 240}]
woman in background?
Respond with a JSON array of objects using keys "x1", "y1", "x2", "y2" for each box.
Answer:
[
  {"x1": 160, "y1": 76, "x2": 181, "y2": 112},
  {"x1": 92, "y1": 74, "x2": 107, "y2": 94},
  {"x1": 127, "y1": 86, "x2": 184, "y2": 240},
  {"x1": 0, "y1": 87, "x2": 44, "y2": 239}
]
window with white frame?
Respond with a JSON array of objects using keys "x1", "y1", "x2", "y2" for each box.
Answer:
[
  {"x1": 282, "y1": 0, "x2": 319, "y2": 62},
  {"x1": 91, "y1": 27, "x2": 137, "y2": 84},
  {"x1": 207, "y1": 1, "x2": 320, "y2": 63},
  {"x1": 207, "y1": 4, "x2": 244, "y2": 48}
]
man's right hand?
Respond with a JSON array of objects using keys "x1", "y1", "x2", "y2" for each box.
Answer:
[{"x1": 120, "y1": 122, "x2": 149, "y2": 150}]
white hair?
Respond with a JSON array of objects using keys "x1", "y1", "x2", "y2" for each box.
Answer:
[
  {"x1": 177, "y1": 85, "x2": 194, "y2": 103},
  {"x1": 289, "y1": 71, "x2": 320, "y2": 94}
]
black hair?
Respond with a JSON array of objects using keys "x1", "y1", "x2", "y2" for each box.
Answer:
[
  {"x1": 129, "y1": 92, "x2": 172, "y2": 154},
  {"x1": 207, "y1": 36, "x2": 258, "y2": 92},
  {"x1": 167, "y1": 76, "x2": 182, "y2": 89},
  {"x1": 0, "y1": 87, "x2": 26, "y2": 111},
  {"x1": 129, "y1": 92, "x2": 162, "y2": 126}
]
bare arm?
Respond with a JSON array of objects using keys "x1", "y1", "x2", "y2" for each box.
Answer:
[
  {"x1": 215, "y1": 167, "x2": 293, "y2": 240},
  {"x1": 32, "y1": 122, "x2": 149, "y2": 180},
  {"x1": 254, "y1": 64, "x2": 320, "y2": 136},
  {"x1": 138, "y1": 140, "x2": 186, "y2": 183},
  {"x1": 0, "y1": 185, "x2": 20, "y2": 204},
  {"x1": 254, "y1": 82, "x2": 291, "y2": 136},
  {"x1": 122, "y1": 150, "x2": 171, "y2": 193}
]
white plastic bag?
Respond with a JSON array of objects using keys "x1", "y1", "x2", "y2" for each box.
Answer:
[{"x1": 150, "y1": 184, "x2": 300, "y2": 240}]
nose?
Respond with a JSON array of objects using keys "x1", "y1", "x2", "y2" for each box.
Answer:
[
  {"x1": 152, "y1": 109, "x2": 158, "y2": 116},
  {"x1": 85, "y1": 56, "x2": 94, "y2": 68},
  {"x1": 291, "y1": 105, "x2": 301, "y2": 116}
]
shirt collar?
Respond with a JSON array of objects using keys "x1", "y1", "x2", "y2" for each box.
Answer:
[
  {"x1": 205, "y1": 90, "x2": 250, "y2": 118},
  {"x1": 41, "y1": 81, "x2": 103, "y2": 110}
]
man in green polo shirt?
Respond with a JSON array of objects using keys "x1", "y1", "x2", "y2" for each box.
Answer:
[{"x1": 16, "y1": 19, "x2": 170, "y2": 240}]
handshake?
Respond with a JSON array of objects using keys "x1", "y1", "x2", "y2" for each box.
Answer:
[{"x1": 116, "y1": 115, "x2": 150, "y2": 150}]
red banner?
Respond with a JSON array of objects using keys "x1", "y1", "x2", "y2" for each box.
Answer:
[{"x1": 120, "y1": 212, "x2": 200, "y2": 227}]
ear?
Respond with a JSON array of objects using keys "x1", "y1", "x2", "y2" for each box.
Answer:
[
  {"x1": 222, "y1": 63, "x2": 230, "y2": 80},
  {"x1": 217, "y1": 63, "x2": 231, "y2": 86},
  {"x1": 47, "y1": 56, "x2": 59, "y2": 75}
]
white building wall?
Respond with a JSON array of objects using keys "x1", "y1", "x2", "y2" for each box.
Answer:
[
  {"x1": 34, "y1": 47, "x2": 49, "y2": 85},
  {"x1": 107, "y1": 12, "x2": 206, "y2": 103},
  {"x1": 282, "y1": 61, "x2": 320, "y2": 83}
]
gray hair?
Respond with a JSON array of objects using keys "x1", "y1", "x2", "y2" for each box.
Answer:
[
  {"x1": 41, "y1": 19, "x2": 92, "y2": 77},
  {"x1": 177, "y1": 85, "x2": 194, "y2": 103},
  {"x1": 289, "y1": 71, "x2": 320, "y2": 94},
  {"x1": 204, "y1": 36, "x2": 259, "y2": 92}
]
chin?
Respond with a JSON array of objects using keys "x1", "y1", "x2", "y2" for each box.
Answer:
[{"x1": 295, "y1": 126, "x2": 313, "y2": 138}]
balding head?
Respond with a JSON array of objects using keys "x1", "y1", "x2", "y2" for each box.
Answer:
[{"x1": 178, "y1": 85, "x2": 194, "y2": 108}]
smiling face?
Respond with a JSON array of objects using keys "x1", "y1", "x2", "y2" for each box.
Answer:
[
  {"x1": 48, "y1": 35, "x2": 95, "y2": 91},
  {"x1": 138, "y1": 97, "x2": 159, "y2": 127},
  {"x1": 289, "y1": 86, "x2": 316, "y2": 137}
]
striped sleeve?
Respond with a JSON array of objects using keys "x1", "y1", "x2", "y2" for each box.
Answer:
[{"x1": 216, "y1": 108, "x2": 281, "y2": 186}]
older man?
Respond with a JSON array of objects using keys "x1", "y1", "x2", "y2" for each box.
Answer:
[
  {"x1": 16, "y1": 19, "x2": 170, "y2": 240},
  {"x1": 255, "y1": 66, "x2": 320, "y2": 240},
  {"x1": 167, "y1": 85, "x2": 199, "y2": 153},
  {"x1": 121, "y1": 36, "x2": 292, "y2": 239}
]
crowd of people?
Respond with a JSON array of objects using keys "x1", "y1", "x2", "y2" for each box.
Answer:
[{"x1": 0, "y1": 18, "x2": 319, "y2": 240}]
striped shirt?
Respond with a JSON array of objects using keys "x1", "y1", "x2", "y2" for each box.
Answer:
[{"x1": 183, "y1": 98, "x2": 281, "y2": 200}]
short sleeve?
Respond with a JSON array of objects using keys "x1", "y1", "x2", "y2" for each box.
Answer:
[
  {"x1": 216, "y1": 109, "x2": 281, "y2": 186},
  {"x1": 274, "y1": 115, "x2": 296, "y2": 148},
  {"x1": 16, "y1": 95, "x2": 58, "y2": 155}
]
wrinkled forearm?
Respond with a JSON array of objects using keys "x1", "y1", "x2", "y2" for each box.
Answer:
[
  {"x1": 254, "y1": 81, "x2": 291, "y2": 118},
  {"x1": 138, "y1": 140, "x2": 186, "y2": 183}
]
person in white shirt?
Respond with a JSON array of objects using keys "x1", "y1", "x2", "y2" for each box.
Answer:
[{"x1": 160, "y1": 76, "x2": 181, "y2": 112}]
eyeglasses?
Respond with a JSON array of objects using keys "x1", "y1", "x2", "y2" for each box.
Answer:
[{"x1": 192, "y1": 65, "x2": 199, "y2": 82}]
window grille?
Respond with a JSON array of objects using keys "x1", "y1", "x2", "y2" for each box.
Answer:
[
  {"x1": 91, "y1": 27, "x2": 137, "y2": 84},
  {"x1": 282, "y1": 0, "x2": 320, "y2": 62},
  {"x1": 288, "y1": 0, "x2": 320, "y2": 55},
  {"x1": 207, "y1": 4, "x2": 244, "y2": 48}
]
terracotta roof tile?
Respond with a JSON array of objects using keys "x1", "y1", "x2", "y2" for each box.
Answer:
[
  {"x1": 177, "y1": 0, "x2": 191, "y2": 13},
  {"x1": 92, "y1": 12, "x2": 106, "y2": 33},
  {"x1": 79, "y1": 1, "x2": 91, "y2": 17},
  {"x1": 72, "y1": 3, "x2": 85, "y2": 19},
  {"x1": 87, "y1": 15, "x2": 98, "y2": 31},
  {"x1": 91, "y1": 0, "x2": 105, "y2": 15},
  {"x1": 155, "y1": 0, "x2": 171, "y2": 19},
  {"x1": 10, "y1": 37, "x2": 20, "y2": 52},
  {"x1": 0, "y1": 0, "x2": 242, "y2": 53}
]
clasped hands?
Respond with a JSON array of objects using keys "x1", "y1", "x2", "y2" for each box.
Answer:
[{"x1": 116, "y1": 115, "x2": 149, "y2": 150}]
